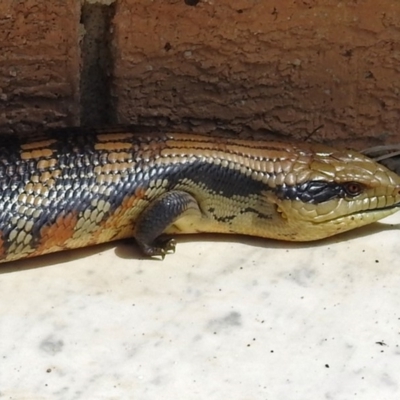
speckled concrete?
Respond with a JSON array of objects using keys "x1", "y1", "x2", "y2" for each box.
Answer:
[{"x1": 1, "y1": 214, "x2": 400, "y2": 399}]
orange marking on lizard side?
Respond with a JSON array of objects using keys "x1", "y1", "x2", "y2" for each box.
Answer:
[
  {"x1": 33, "y1": 212, "x2": 79, "y2": 256},
  {"x1": 135, "y1": 186, "x2": 147, "y2": 199},
  {"x1": 90, "y1": 188, "x2": 149, "y2": 244}
]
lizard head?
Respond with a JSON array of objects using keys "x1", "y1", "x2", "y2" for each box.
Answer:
[{"x1": 268, "y1": 145, "x2": 400, "y2": 241}]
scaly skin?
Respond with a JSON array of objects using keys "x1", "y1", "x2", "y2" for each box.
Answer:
[{"x1": 0, "y1": 127, "x2": 399, "y2": 262}]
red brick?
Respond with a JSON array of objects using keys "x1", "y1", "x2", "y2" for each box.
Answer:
[
  {"x1": 0, "y1": 0, "x2": 80, "y2": 133},
  {"x1": 113, "y1": 0, "x2": 400, "y2": 148}
]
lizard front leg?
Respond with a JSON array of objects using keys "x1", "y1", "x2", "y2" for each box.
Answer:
[{"x1": 135, "y1": 190, "x2": 201, "y2": 258}]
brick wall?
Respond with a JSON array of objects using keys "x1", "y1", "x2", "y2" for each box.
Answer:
[
  {"x1": 0, "y1": 1, "x2": 80, "y2": 133},
  {"x1": 1, "y1": 0, "x2": 399, "y2": 149}
]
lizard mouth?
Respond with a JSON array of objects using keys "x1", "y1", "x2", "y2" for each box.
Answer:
[
  {"x1": 365, "y1": 201, "x2": 400, "y2": 213},
  {"x1": 346, "y1": 201, "x2": 400, "y2": 218}
]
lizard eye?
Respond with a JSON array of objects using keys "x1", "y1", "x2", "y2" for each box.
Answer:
[{"x1": 343, "y1": 182, "x2": 364, "y2": 196}]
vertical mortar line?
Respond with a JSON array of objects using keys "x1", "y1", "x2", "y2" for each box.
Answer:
[{"x1": 80, "y1": 1, "x2": 116, "y2": 127}]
